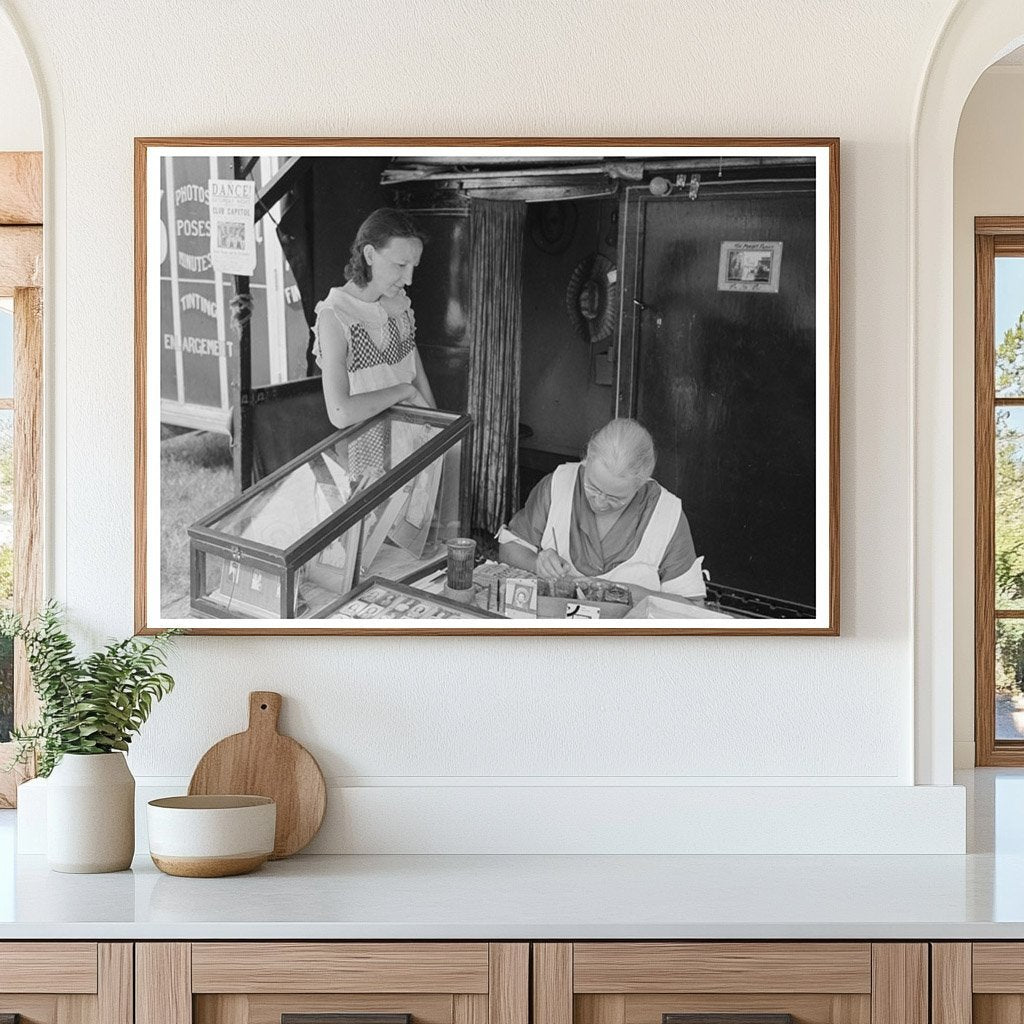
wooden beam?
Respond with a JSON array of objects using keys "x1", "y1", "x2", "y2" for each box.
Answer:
[
  {"x1": 489, "y1": 943, "x2": 529, "y2": 1024},
  {"x1": 98, "y1": 944, "x2": 134, "y2": 1024},
  {"x1": 931, "y1": 944, "x2": 972, "y2": 1024},
  {"x1": 0, "y1": 286, "x2": 42, "y2": 806},
  {"x1": 136, "y1": 944, "x2": 192, "y2": 1024},
  {"x1": 533, "y1": 944, "x2": 572, "y2": 1024},
  {"x1": 871, "y1": 944, "x2": 928, "y2": 1024},
  {"x1": 0, "y1": 153, "x2": 42, "y2": 225},
  {"x1": 0, "y1": 226, "x2": 42, "y2": 294},
  {"x1": 255, "y1": 155, "x2": 309, "y2": 221},
  {"x1": 14, "y1": 286, "x2": 43, "y2": 731},
  {"x1": 976, "y1": 231, "x2": 997, "y2": 765},
  {"x1": 977, "y1": 216, "x2": 1024, "y2": 236}
]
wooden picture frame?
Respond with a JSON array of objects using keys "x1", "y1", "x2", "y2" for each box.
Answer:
[{"x1": 135, "y1": 137, "x2": 840, "y2": 636}]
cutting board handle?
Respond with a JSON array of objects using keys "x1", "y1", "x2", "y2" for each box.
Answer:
[{"x1": 248, "y1": 691, "x2": 282, "y2": 734}]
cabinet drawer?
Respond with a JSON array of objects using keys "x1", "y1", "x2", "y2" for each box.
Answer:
[
  {"x1": 0, "y1": 942, "x2": 98, "y2": 993},
  {"x1": 973, "y1": 944, "x2": 1024, "y2": 992},
  {"x1": 191, "y1": 943, "x2": 490, "y2": 994},
  {"x1": 0, "y1": 943, "x2": 130, "y2": 1024},
  {"x1": 938, "y1": 942, "x2": 1024, "y2": 1024},
  {"x1": 139, "y1": 942, "x2": 528, "y2": 1024},
  {"x1": 534, "y1": 943, "x2": 926, "y2": 1024},
  {"x1": 572, "y1": 944, "x2": 872, "y2": 994}
]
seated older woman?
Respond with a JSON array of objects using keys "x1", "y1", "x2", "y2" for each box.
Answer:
[{"x1": 496, "y1": 418, "x2": 706, "y2": 600}]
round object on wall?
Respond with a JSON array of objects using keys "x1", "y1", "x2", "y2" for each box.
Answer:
[
  {"x1": 188, "y1": 690, "x2": 326, "y2": 860},
  {"x1": 530, "y1": 201, "x2": 579, "y2": 254},
  {"x1": 566, "y1": 253, "x2": 619, "y2": 345}
]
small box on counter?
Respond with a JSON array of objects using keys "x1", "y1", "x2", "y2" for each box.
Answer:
[
  {"x1": 469, "y1": 564, "x2": 634, "y2": 619},
  {"x1": 535, "y1": 577, "x2": 633, "y2": 620}
]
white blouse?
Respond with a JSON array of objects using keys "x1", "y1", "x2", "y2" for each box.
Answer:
[{"x1": 312, "y1": 287, "x2": 418, "y2": 396}]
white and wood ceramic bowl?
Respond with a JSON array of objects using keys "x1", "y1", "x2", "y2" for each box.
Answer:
[{"x1": 147, "y1": 795, "x2": 276, "y2": 877}]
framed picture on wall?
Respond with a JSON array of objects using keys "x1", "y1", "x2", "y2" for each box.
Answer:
[
  {"x1": 135, "y1": 137, "x2": 839, "y2": 636},
  {"x1": 717, "y1": 240, "x2": 784, "y2": 293}
]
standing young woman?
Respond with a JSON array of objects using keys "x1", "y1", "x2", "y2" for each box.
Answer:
[{"x1": 312, "y1": 207, "x2": 436, "y2": 427}]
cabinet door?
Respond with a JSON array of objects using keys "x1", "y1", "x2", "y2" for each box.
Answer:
[
  {"x1": 137, "y1": 943, "x2": 528, "y2": 1024},
  {"x1": 944, "y1": 942, "x2": 1024, "y2": 1024},
  {"x1": 533, "y1": 944, "x2": 928, "y2": 1024},
  {"x1": 0, "y1": 943, "x2": 131, "y2": 1024}
]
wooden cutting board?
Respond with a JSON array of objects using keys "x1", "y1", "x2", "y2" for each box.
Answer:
[{"x1": 188, "y1": 691, "x2": 327, "y2": 859}]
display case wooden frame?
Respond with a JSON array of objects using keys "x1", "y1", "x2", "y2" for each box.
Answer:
[
  {"x1": 135, "y1": 137, "x2": 840, "y2": 636},
  {"x1": 186, "y1": 406, "x2": 470, "y2": 621}
]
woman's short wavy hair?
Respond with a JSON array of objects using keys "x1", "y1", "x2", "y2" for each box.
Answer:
[
  {"x1": 585, "y1": 418, "x2": 657, "y2": 485},
  {"x1": 344, "y1": 208, "x2": 427, "y2": 288}
]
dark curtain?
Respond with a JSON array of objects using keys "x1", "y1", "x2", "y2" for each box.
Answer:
[{"x1": 466, "y1": 198, "x2": 526, "y2": 534}]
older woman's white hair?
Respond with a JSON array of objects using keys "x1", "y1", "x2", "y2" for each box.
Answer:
[{"x1": 585, "y1": 418, "x2": 656, "y2": 485}]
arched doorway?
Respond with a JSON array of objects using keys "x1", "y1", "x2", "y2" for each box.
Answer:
[{"x1": 914, "y1": 1, "x2": 1024, "y2": 784}]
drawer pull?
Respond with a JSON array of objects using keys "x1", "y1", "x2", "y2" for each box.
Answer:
[
  {"x1": 283, "y1": 1016, "x2": 411, "y2": 1024},
  {"x1": 665, "y1": 1016, "x2": 795, "y2": 1024}
]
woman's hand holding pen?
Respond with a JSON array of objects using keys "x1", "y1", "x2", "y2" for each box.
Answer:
[{"x1": 536, "y1": 548, "x2": 572, "y2": 578}]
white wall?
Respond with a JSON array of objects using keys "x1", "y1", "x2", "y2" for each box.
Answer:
[
  {"x1": 952, "y1": 65, "x2": 1024, "y2": 767},
  {"x1": 0, "y1": 8, "x2": 40, "y2": 152},
  {"x1": 0, "y1": 0, "x2": 979, "y2": 852}
]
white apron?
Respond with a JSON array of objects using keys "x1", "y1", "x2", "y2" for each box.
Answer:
[{"x1": 539, "y1": 463, "x2": 706, "y2": 598}]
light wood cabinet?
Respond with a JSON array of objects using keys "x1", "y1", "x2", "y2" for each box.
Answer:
[
  {"x1": 136, "y1": 944, "x2": 528, "y2": 1024},
  {"x1": 0, "y1": 942, "x2": 132, "y2": 1024},
  {"x1": 0, "y1": 937, "x2": 958, "y2": 1024},
  {"x1": 532, "y1": 943, "x2": 928, "y2": 1024},
  {"x1": 932, "y1": 943, "x2": 1024, "y2": 1024}
]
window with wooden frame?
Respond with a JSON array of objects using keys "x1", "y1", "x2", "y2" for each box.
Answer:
[
  {"x1": 976, "y1": 217, "x2": 1024, "y2": 765},
  {"x1": 0, "y1": 151, "x2": 43, "y2": 806}
]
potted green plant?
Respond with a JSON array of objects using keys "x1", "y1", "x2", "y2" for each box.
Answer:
[{"x1": 2, "y1": 602, "x2": 179, "y2": 873}]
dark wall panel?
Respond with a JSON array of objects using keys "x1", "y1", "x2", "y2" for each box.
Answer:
[
  {"x1": 404, "y1": 211, "x2": 471, "y2": 414},
  {"x1": 634, "y1": 191, "x2": 817, "y2": 606},
  {"x1": 309, "y1": 158, "x2": 390, "y2": 306},
  {"x1": 518, "y1": 198, "x2": 616, "y2": 461}
]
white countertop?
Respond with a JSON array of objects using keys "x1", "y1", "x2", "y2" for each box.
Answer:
[
  {"x1": 0, "y1": 848, "x2": 1023, "y2": 940},
  {"x1": 1, "y1": 768, "x2": 1022, "y2": 941}
]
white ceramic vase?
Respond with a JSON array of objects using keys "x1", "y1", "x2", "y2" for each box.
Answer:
[{"x1": 46, "y1": 752, "x2": 135, "y2": 873}]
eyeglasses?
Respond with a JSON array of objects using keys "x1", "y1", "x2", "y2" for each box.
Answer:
[{"x1": 582, "y1": 470, "x2": 637, "y2": 509}]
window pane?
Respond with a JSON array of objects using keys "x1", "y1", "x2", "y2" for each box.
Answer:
[
  {"x1": 997, "y1": 407, "x2": 1024, "y2": 610},
  {"x1": 996, "y1": 256, "x2": 1024, "y2": 398},
  {"x1": 0, "y1": 409, "x2": 11, "y2": 741},
  {"x1": 0, "y1": 305, "x2": 12, "y2": 399},
  {"x1": 997, "y1": 620, "x2": 1024, "y2": 740}
]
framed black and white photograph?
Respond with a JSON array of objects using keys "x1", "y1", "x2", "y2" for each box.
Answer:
[
  {"x1": 718, "y1": 240, "x2": 784, "y2": 293},
  {"x1": 135, "y1": 138, "x2": 839, "y2": 635}
]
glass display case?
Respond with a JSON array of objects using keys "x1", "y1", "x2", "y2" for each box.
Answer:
[{"x1": 188, "y1": 406, "x2": 471, "y2": 619}]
